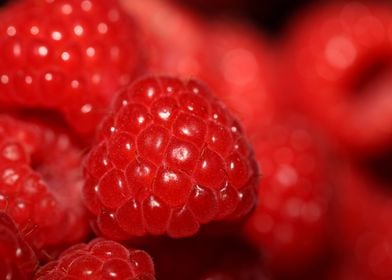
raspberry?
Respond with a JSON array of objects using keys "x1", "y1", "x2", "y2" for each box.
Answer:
[
  {"x1": 0, "y1": 0, "x2": 144, "y2": 136},
  {"x1": 245, "y1": 116, "x2": 334, "y2": 278},
  {"x1": 0, "y1": 212, "x2": 38, "y2": 279},
  {"x1": 83, "y1": 76, "x2": 259, "y2": 239},
  {"x1": 0, "y1": 115, "x2": 89, "y2": 250},
  {"x1": 34, "y1": 238, "x2": 155, "y2": 279},
  {"x1": 286, "y1": 1, "x2": 392, "y2": 154}
]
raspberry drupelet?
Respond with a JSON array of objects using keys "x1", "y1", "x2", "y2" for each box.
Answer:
[
  {"x1": 83, "y1": 76, "x2": 259, "y2": 239},
  {"x1": 34, "y1": 238, "x2": 155, "y2": 279}
]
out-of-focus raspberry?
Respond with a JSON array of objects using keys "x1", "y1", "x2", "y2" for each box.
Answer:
[{"x1": 0, "y1": 115, "x2": 89, "y2": 251}]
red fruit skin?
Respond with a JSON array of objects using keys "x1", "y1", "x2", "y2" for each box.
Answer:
[
  {"x1": 83, "y1": 76, "x2": 259, "y2": 240},
  {"x1": 34, "y1": 238, "x2": 155, "y2": 280},
  {"x1": 0, "y1": 0, "x2": 144, "y2": 136},
  {"x1": 336, "y1": 164, "x2": 392, "y2": 280},
  {"x1": 285, "y1": 1, "x2": 392, "y2": 155},
  {"x1": 245, "y1": 116, "x2": 335, "y2": 278},
  {"x1": 0, "y1": 212, "x2": 38, "y2": 280},
  {"x1": 0, "y1": 115, "x2": 89, "y2": 251}
]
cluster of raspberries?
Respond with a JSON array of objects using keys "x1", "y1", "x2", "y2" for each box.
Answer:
[{"x1": 1, "y1": 0, "x2": 392, "y2": 279}]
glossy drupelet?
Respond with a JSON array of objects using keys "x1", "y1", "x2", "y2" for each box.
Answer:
[
  {"x1": 34, "y1": 238, "x2": 155, "y2": 279},
  {"x1": 0, "y1": 212, "x2": 38, "y2": 280},
  {"x1": 0, "y1": 0, "x2": 144, "y2": 136},
  {"x1": 83, "y1": 76, "x2": 259, "y2": 239},
  {"x1": 0, "y1": 115, "x2": 89, "y2": 250}
]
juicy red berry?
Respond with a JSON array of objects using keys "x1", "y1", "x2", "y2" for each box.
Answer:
[
  {"x1": 0, "y1": 212, "x2": 38, "y2": 279},
  {"x1": 34, "y1": 238, "x2": 155, "y2": 279},
  {"x1": 0, "y1": 115, "x2": 89, "y2": 250},
  {"x1": 0, "y1": 0, "x2": 144, "y2": 136},
  {"x1": 286, "y1": 1, "x2": 392, "y2": 154},
  {"x1": 83, "y1": 76, "x2": 259, "y2": 239},
  {"x1": 245, "y1": 116, "x2": 334, "y2": 278}
]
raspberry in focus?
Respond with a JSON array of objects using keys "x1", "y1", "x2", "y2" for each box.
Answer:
[{"x1": 83, "y1": 76, "x2": 259, "y2": 239}]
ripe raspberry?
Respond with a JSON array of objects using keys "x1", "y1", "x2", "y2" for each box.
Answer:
[
  {"x1": 286, "y1": 1, "x2": 392, "y2": 154},
  {"x1": 34, "y1": 238, "x2": 155, "y2": 279},
  {"x1": 0, "y1": 115, "x2": 89, "y2": 250},
  {"x1": 83, "y1": 76, "x2": 259, "y2": 239},
  {"x1": 245, "y1": 116, "x2": 335, "y2": 278},
  {"x1": 0, "y1": 0, "x2": 144, "y2": 136},
  {"x1": 0, "y1": 212, "x2": 38, "y2": 279}
]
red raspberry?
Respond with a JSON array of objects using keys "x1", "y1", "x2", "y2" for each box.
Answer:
[
  {"x1": 0, "y1": 212, "x2": 38, "y2": 279},
  {"x1": 0, "y1": 115, "x2": 89, "y2": 250},
  {"x1": 34, "y1": 238, "x2": 155, "y2": 279},
  {"x1": 0, "y1": 0, "x2": 144, "y2": 136},
  {"x1": 245, "y1": 116, "x2": 335, "y2": 278},
  {"x1": 83, "y1": 76, "x2": 259, "y2": 239},
  {"x1": 286, "y1": 1, "x2": 392, "y2": 154}
]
